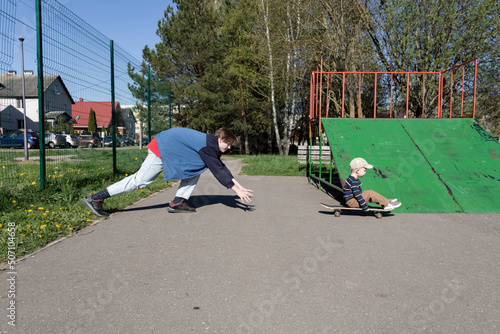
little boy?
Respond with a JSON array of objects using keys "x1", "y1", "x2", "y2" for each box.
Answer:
[{"x1": 343, "y1": 157, "x2": 401, "y2": 211}]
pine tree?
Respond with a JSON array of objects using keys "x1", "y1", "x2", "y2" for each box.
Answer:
[
  {"x1": 88, "y1": 108, "x2": 97, "y2": 133},
  {"x1": 222, "y1": 0, "x2": 269, "y2": 154},
  {"x1": 143, "y1": 0, "x2": 228, "y2": 133}
]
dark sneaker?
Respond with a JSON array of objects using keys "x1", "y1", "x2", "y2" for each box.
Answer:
[
  {"x1": 81, "y1": 195, "x2": 109, "y2": 217},
  {"x1": 168, "y1": 200, "x2": 196, "y2": 213}
]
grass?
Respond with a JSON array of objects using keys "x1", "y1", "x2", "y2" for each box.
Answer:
[
  {"x1": 240, "y1": 154, "x2": 337, "y2": 177},
  {"x1": 0, "y1": 151, "x2": 333, "y2": 264},
  {"x1": 241, "y1": 154, "x2": 307, "y2": 176},
  {"x1": 0, "y1": 148, "x2": 170, "y2": 263}
]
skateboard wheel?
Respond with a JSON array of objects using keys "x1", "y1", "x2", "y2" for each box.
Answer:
[
  {"x1": 375, "y1": 213, "x2": 383, "y2": 219},
  {"x1": 334, "y1": 210, "x2": 341, "y2": 217}
]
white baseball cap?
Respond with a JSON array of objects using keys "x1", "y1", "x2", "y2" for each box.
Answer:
[{"x1": 350, "y1": 157, "x2": 373, "y2": 170}]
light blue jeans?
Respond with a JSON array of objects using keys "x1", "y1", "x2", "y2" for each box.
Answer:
[{"x1": 106, "y1": 149, "x2": 200, "y2": 200}]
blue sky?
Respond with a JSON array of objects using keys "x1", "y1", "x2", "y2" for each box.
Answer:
[
  {"x1": 11, "y1": 0, "x2": 174, "y2": 72},
  {"x1": 61, "y1": 0, "x2": 173, "y2": 61}
]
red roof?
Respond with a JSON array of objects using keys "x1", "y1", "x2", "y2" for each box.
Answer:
[{"x1": 72, "y1": 99, "x2": 119, "y2": 128}]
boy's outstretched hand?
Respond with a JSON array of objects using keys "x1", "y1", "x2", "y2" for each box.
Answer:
[{"x1": 231, "y1": 179, "x2": 254, "y2": 203}]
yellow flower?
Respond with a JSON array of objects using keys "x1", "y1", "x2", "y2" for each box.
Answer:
[
  {"x1": 32, "y1": 182, "x2": 36, "y2": 185},
  {"x1": 27, "y1": 209, "x2": 32, "y2": 212},
  {"x1": 40, "y1": 225, "x2": 46, "y2": 229},
  {"x1": 39, "y1": 207, "x2": 44, "y2": 210},
  {"x1": 12, "y1": 200, "x2": 16, "y2": 203},
  {"x1": 69, "y1": 227, "x2": 73, "y2": 231},
  {"x1": 0, "y1": 224, "x2": 2, "y2": 228},
  {"x1": 56, "y1": 225, "x2": 60, "y2": 228}
]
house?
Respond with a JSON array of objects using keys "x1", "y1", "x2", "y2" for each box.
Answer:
[
  {"x1": 0, "y1": 71, "x2": 75, "y2": 133},
  {"x1": 119, "y1": 105, "x2": 136, "y2": 137},
  {"x1": 121, "y1": 104, "x2": 142, "y2": 140},
  {"x1": 72, "y1": 98, "x2": 129, "y2": 136}
]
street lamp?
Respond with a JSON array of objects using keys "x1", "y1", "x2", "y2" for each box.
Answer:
[{"x1": 19, "y1": 35, "x2": 28, "y2": 161}]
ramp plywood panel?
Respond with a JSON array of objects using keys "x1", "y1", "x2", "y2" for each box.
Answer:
[{"x1": 322, "y1": 118, "x2": 500, "y2": 213}]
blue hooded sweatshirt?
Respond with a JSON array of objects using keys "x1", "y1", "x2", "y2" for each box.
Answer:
[{"x1": 155, "y1": 127, "x2": 234, "y2": 189}]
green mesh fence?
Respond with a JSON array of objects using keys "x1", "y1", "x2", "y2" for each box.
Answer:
[{"x1": 0, "y1": 0, "x2": 170, "y2": 189}]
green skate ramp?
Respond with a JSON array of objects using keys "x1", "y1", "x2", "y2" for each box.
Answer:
[{"x1": 322, "y1": 118, "x2": 500, "y2": 213}]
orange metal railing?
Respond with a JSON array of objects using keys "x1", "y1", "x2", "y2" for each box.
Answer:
[{"x1": 309, "y1": 59, "x2": 478, "y2": 126}]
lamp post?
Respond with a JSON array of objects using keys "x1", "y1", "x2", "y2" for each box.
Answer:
[{"x1": 19, "y1": 35, "x2": 28, "y2": 161}]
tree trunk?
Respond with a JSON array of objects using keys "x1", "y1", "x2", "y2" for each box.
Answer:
[{"x1": 260, "y1": 0, "x2": 282, "y2": 155}]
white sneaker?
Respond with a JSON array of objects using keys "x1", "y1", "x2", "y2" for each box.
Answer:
[{"x1": 384, "y1": 201, "x2": 401, "y2": 210}]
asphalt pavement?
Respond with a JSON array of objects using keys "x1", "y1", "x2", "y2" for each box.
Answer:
[{"x1": 1, "y1": 158, "x2": 499, "y2": 334}]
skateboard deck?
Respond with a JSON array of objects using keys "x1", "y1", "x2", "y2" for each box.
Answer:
[{"x1": 321, "y1": 203, "x2": 391, "y2": 219}]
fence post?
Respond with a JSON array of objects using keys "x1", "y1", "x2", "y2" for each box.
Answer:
[
  {"x1": 35, "y1": 0, "x2": 46, "y2": 189},
  {"x1": 147, "y1": 66, "x2": 151, "y2": 140},
  {"x1": 110, "y1": 40, "x2": 117, "y2": 175}
]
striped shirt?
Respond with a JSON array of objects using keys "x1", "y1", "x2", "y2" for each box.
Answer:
[{"x1": 343, "y1": 175, "x2": 368, "y2": 210}]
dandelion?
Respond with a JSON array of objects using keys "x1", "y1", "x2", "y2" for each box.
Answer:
[
  {"x1": 40, "y1": 225, "x2": 46, "y2": 229},
  {"x1": 27, "y1": 209, "x2": 32, "y2": 213},
  {"x1": 69, "y1": 227, "x2": 73, "y2": 231},
  {"x1": 12, "y1": 200, "x2": 16, "y2": 203},
  {"x1": 39, "y1": 207, "x2": 44, "y2": 210},
  {"x1": 32, "y1": 182, "x2": 36, "y2": 185},
  {"x1": 56, "y1": 225, "x2": 60, "y2": 228},
  {"x1": 0, "y1": 224, "x2": 2, "y2": 228}
]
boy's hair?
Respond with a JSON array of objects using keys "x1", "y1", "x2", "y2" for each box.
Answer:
[{"x1": 214, "y1": 128, "x2": 237, "y2": 145}]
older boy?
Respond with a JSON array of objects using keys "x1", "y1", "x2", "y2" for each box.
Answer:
[
  {"x1": 343, "y1": 157, "x2": 401, "y2": 211},
  {"x1": 82, "y1": 127, "x2": 253, "y2": 217}
]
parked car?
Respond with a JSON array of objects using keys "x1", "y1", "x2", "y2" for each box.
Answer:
[
  {"x1": 62, "y1": 134, "x2": 80, "y2": 148},
  {"x1": 123, "y1": 136, "x2": 135, "y2": 146},
  {"x1": 117, "y1": 136, "x2": 128, "y2": 146},
  {"x1": 136, "y1": 137, "x2": 150, "y2": 146},
  {"x1": 44, "y1": 133, "x2": 67, "y2": 148},
  {"x1": 0, "y1": 131, "x2": 39, "y2": 149},
  {"x1": 79, "y1": 135, "x2": 100, "y2": 148},
  {"x1": 102, "y1": 135, "x2": 118, "y2": 147}
]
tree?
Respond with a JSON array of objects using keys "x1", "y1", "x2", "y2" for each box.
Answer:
[
  {"x1": 143, "y1": 0, "x2": 228, "y2": 133},
  {"x1": 88, "y1": 108, "x2": 97, "y2": 133},
  {"x1": 222, "y1": 0, "x2": 269, "y2": 154},
  {"x1": 364, "y1": 0, "x2": 499, "y2": 119},
  {"x1": 127, "y1": 62, "x2": 171, "y2": 136},
  {"x1": 53, "y1": 116, "x2": 70, "y2": 133}
]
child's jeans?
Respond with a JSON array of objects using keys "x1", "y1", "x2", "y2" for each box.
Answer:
[{"x1": 346, "y1": 190, "x2": 390, "y2": 208}]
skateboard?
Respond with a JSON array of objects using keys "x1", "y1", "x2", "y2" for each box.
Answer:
[{"x1": 321, "y1": 203, "x2": 391, "y2": 219}]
